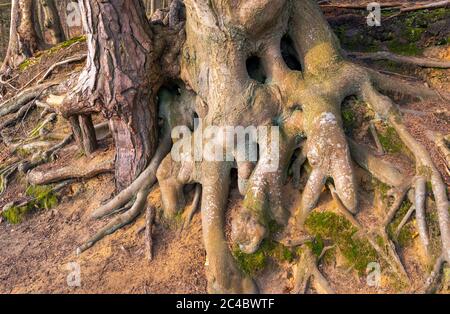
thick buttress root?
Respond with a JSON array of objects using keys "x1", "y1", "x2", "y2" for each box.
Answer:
[
  {"x1": 77, "y1": 86, "x2": 196, "y2": 254},
  {"x1": 72, "y1": 0, "x2": 449, "y2": 293}
]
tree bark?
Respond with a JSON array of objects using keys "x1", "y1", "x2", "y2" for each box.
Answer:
[
  {"x1": 40, "y1": 0, "x2": 65, "y2": 45},
  {"x1": 1, "y1": 0, "x2": 40, "y2": 74},
  {"x1": 75, "y1": 0, "x2": 159, "y2": 190}
]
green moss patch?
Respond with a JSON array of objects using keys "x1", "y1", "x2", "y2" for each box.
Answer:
[
  {"x1": 233, "y1": 239, "x2": 295, "y2": 276},
  {"x1": 387, "y1": 200, "x2": 415, "y2": 247},
  {"x1": 378, "y1": 125, "x2": 404, "y2": 154},
  {"x1": 19, "y1": 35, "x2": 87, "y2": 71},
  {"x1": 2, "y1": 185, "x2": 58, "y2": 224},
  {"x1": 305, "y1": 211, "x2": 378, "y2": 275}
]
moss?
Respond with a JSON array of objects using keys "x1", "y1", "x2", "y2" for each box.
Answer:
[
  {"x1": 334, "y1": 25, "x2": 381, "y2": 52},
  {"x1": 18, "y1": 58, "x2": 39, "y2": 71},
  {"x1": 233, "y1": 239, "x2": 295, "y2": 276},
  {"x1": 18, "y1": 35, "x2": 87, "y2": 72},
  {"x1": 46, "y1": 35, "x2": 87, "y2": 55},
  {"x1": 374, "y1": 179, "x2": 391, "y2": 203},
  {"x1": 233, "y1": 247, "x2": 266, "y2": 276},
  {"x1": 404, "y1": 8, "x2": 450, "y2": 28},
  {"x1": 378, "y1": 125, "x2": 404, "y2": 154},
  {"x1": 341, "y1": 108, "x2": 356, "y2": 134},
  {"x1": 387, "y1": 40, "x2": 423, "y2": 56},
  {"x1": 306, "y1": 235, "x2": 325, "y2": 258},
  {"x1": 305, "y1": 211, "x2": 378, "y2": 275},
  {"x1": 387, "y1": 200, "x2": 414, "y2": 247},
  {"x1": 1, "y1": 185, "x2": 58, "y2": 224}
]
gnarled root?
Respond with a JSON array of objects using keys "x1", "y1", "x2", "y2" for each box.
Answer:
[
  {"x1": 293, "y1": 246, "x2": 335, "y2": 294},
  {"x1": 27, "y1": 158, "x2": 114, "y2": 185},
  {"x1": 360, "y1": 80, "x2": 450, "y2": 279},
  {"x1": 0, "y1": 161, "x2": 19, "y2": 195},
  {"x1": 77, "y1": 188, "x2": 149, "y2": 254},
  {"x1": 0, "y1": 82, "x2": 56, "y2": 117}
]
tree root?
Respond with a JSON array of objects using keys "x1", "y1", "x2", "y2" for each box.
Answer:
[
  {"x1": 77, "y1": 188, "x2": 149, "y2": 255},
  {"x1": 91, "y1": 135, "x2": 172, "y2": 219},
  {"x1": 28, "y1": 113, "x2": 57, "y2": 138},
  {"x1": 27, "y1": 159, "x2": 114, "y2": 185},
  {"x1": 36, "y1": 54, "x2": 87, "y2": 85},
  {"x1": 293, "y1": 246, "x2": 335, "y2": 294},
  {"x1": 328, "y1": 182, "x2": 410, "y2": 282},
  {"x1": 361, "y1": 81, "x2": 450, "y2": 267},
  {"x1": 395, "y1": 203, "x2": 415, "y2": 238},
  {"x1": 369, "y1": 121, "x2": 385, "y2": 155},
  {"x1": 0, "y1": 162, "x2": 19, "y2": 195},
  {"x1": 0, "y1": 82, "x2": 56, "y2": 117},
  {"x1": 0, "y1": 101, "x2": 36, "y2": 131},
  {"x1": 368, "y1": 69, "x2": 446, "y2": 101},
  {"x1": 425, "y1": 130, "x2": 450, "y2": 174},
  {"x1": 348, "y1": 51, "x2": 450, "y2": 69},
  {"x1": 182, "y1": 184, "x2": 202, "y2": 230},
  {"x1": 420, "y1": 254, "x2": 447, "y2": 293}
]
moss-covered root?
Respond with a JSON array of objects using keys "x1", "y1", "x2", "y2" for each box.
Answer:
[
  {"x1": 360, "y1": 82, "x2": 450, "y2": 267},
  {"x1": 293, "y1": 246, "x2": 335, "y2": 294}
]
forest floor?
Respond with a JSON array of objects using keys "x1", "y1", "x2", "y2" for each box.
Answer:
[{"x1": 0, "y1": 1, "x2": 449, "y2": 294}]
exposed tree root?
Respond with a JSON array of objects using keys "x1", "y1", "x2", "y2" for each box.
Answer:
[
  {"x1": 361, "y1": 81, "x2": 450, "y2": 267},
  {"x1": 27, "y1": 159, "x2": 114, "y2": 185},
  {"x1": 293, "y1": 246, "x2": 335, "y2": 294},
  {"x1": 425, "y1": 130, "x2": 450, "y2": 174},
  {"x1": 367, "y1": 69, "x2": 446, "y2": 101},
  {"x1": 91, "y1": 135, "x2": 171, "y2": 219},
  {"x1": 2, "y1": 179, "x2": 73, "y2": 214},
  {"x1": 0, "y1": 82, "x2": 56, "y2": 117},
  {"x1": 76, "y1": 188, "x2": 149, "y2": 255},
  {"x1": 62, "y1": 0, "x2": 449, "y2": 293},
  {"x1": 0, "y1": 100, "x2": 36, "y2": 131},
  {"x1": 28, "y1": 112, "x2": 57, "y2": 138},
  {"x1": 36, "y1": 54, "x2": 87, "y2": 85},
  {"x1": 328, "y1": 182, "x2": 410, "y2": 282},
  {"x1": 0, "y1": 161, "x2": 19, "y2": 195},
  {"x1": 182, "y1": 184, "x2": 202, "y2": 230},
  {"x1": 348, "y1": 51, "x2": 450, "y2": 69},
  {"x1": 420, "y1": 254, "x2": 447, "y2": 294},
  {"x1": 369, "y1": 121, "x2": 385, "y2": 155}
]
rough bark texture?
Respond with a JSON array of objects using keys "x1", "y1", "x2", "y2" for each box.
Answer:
[
  {"x1": 64, "y1": 0, "x2": 184, "y2": 190},
  {"x1": 40, "y1": 0, "x2": 65, "y2": 45},
  {"x1": 70, "y1": 0, "x2": 158, "y2": 190}
]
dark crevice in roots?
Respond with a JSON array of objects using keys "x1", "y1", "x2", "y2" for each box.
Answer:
[
  {"x1": 280, "y1": 34, "x2": 303, "y2": 72},
  {"x1": 246, "y1": 56, "x2": 267, "y2": 84}
]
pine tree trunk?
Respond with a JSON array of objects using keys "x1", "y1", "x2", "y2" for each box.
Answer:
[{"x1": 75, "y1": 0, "x2": 159, "y2": 190}]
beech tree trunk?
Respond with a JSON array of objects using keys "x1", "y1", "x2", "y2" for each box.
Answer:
[
  {"x1": 75, "y1": 0, "x2": 159, "y2": 190},
  {"x1": 1, "y1": 0, "x2": 39, "y2": 74},
  {"x1": 40, "y1": 0, "x2": 65, "y2": 45}
]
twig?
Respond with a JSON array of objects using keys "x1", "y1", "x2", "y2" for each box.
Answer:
[{"x1": 348, "y1": 51, "x2": 450, "y2": 69}]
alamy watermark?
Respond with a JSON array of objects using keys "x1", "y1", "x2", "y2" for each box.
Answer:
[
  {"x1": 171, "y1": 119, "x2": 280, "y2": 173},
  {"x1": 66, "y1": 262, "x2": 81, "y2": 287},
  {"x1": 367, "y1": 2, "x2": 382, "y2": 27}
]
